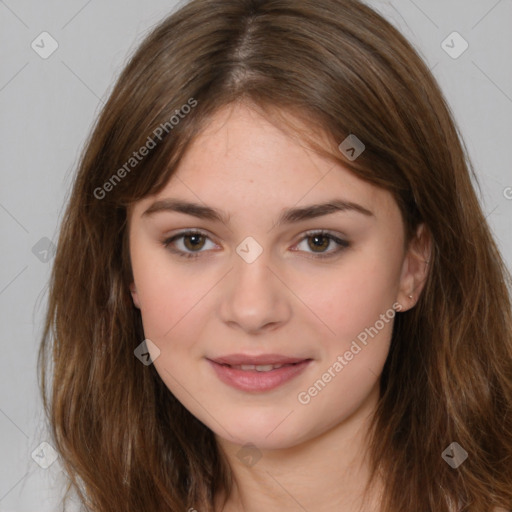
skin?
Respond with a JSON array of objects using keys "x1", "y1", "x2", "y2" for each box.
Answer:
[{"x1": 128, "y1": 102, "x2": 431, "y2": 512}]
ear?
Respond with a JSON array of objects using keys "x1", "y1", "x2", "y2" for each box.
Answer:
[
  {"x1": 396, "y1": 223, "x2": 432, "y2": 312},
  {"x1": 129, "y1": 282, "x2": 141, "y2": 309}
]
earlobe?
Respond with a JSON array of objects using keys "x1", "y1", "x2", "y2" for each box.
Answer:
[
  {"x1": 129, "y1": 282, "x2": 141, "y2": 309},
  {"x1": 397, "y1": 223, "x2": 432, "y2": 310}
]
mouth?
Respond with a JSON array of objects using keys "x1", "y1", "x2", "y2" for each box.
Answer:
[
  {"x1": 206, "y1": 355, "x2": 313, "y2": 392},
  {"x1": 216, "y1": 361, "x2": 305, "y2": 372},
  {"x1": 209, "y1": 353, "x2": 310, "y2": 366}
]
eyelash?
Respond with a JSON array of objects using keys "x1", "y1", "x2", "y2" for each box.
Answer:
[{"x1": 162, "y1": 229, "x2": 350, "y2": 260}]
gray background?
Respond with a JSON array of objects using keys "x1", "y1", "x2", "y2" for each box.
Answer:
[{"x1": 0, "y1": 1, "x2": 511, "y2": 510}]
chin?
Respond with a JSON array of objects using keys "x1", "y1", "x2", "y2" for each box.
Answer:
[{"x1": 211, "y1": 411, "x2": 317, "y2": 451}]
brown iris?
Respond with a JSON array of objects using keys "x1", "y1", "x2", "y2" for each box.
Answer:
[
  {"x1": 183, "y1": 233, "x2": 207, "y2": 251},
  {"x1": 308, "y1": 234, "x2": 330, "y2": 253}
]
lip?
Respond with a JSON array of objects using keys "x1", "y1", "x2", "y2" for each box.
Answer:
[
  {"x1": 210, "y1": 353, "x2": 309, "y2": 366},
  {"x1": 207, "y1": 356, "x2": 313, "y2": 392}
]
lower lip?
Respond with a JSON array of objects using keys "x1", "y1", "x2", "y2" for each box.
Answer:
[{"x1": 207, "y1": 359, "x2": 312, "y2": 392}]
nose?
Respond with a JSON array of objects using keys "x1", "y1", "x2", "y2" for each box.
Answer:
[{"x1": 219, "y1": 249, "x2": 292, "y2": 335}]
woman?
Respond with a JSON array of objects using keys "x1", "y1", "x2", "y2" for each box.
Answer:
[{"x1": 38, "y1": 0, "x2": 512, "y2": 510}]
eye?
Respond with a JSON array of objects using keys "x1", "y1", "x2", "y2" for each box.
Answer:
[
  {"x1": 162, "y1": 229, "x2": 350, "y2": 260},
  {"x1": 293, "y1": 230, "x2": 350, "y2": 259},
  {"x1": 162, "y1": 230, "x2": 218, "y2": 259}
]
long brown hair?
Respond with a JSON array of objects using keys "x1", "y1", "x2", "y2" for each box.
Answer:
[{"x1": 38, "y1": 0, "x2": 512, "y2": 510}]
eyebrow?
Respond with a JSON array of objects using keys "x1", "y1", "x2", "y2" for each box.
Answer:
[{"x1": 142, "y1": 198, "x2": 374, "y2": 225}]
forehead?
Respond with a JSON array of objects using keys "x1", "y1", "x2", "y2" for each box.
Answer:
[{"x1": 131, "y1": 102, "x2": 398, "y2": 221}]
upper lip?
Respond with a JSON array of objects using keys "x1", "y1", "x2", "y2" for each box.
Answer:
[{"x1": 209, "y1": 354, "x2": 310, "y2": 366}]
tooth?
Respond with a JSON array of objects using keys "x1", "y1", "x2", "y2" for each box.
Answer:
[
  {"x1": 255, "y1": 365, "x2": 275, "y2": 372},
  {"x1": 228, "y1": 363, "x2": 288, "y2": 371}
]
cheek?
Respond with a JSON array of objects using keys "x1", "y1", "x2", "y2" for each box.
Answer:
[
  {"x1": 130, "y1": 243, "x2": 209, "y2": 341},
  {"x1": 295, "y1": 250, "x2": 400, "y2": 343},
  {"x1": 138, "y1": 279, "x2": 210, "y2": 343}
]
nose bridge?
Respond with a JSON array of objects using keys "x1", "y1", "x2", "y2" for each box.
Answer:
[
  {"x1": 220, "y1": 242, "x2": 290, "y2": 332},
  {"x1": 234, "y1": 247, "x2": 273, "y2": 293}
]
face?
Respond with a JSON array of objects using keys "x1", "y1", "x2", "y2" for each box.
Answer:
[{"x1": 128, "y1": 102, "x2": 424, "y2": 450}]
